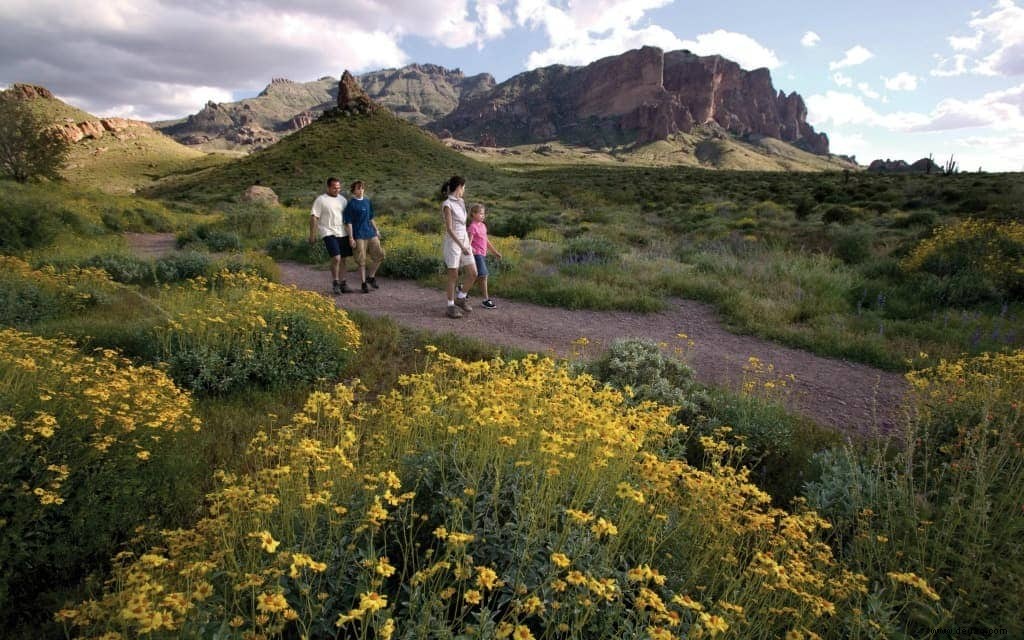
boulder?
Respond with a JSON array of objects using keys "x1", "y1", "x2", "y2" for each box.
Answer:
[
  {"x1": 338, "y1": 71, "x2": 379, "y2": 114},
  {"x1": 241, "y1": 185, "x2": 280, "y2": 206}
]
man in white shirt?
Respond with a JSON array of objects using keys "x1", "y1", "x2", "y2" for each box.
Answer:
[{"x1": 308, "y1": 177, "x2": 352, "y2": 294}]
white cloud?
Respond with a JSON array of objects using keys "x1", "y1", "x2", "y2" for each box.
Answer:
[
  {"x1": 518, "y1": 0, "x2": 684, "y2": 68},
  {"x1": 0, "y1": 0, "x2": 516, "y2": 119},
  {"x1": 829, "y1": 45, "x2": 873, "y2": 70},
  {"x1": 801, "y1": 31, "x2": 820, "y2": 47},
  {"x1": 679, "y1": 29, "x2": 781, "y2": 70},
  {"x1": 517, "y1": 2, "x2": 779, "y2": 72},
  {"x1": 931, "y1": 53, "x2": 969, "y2": 77},
  {"x1": 808, "y1": 83, "x2": 1024, "y2": 137},
  {"x1": 883, "y1": 72, "x2": 918, "y2": 91},
  {"x1": 858, "y1": 82, "x2": 880, "y2": 100},
  {"x1": 934, "y1": 0, "x2": 1024, "y2": 76},
  {"x1": 832, "y1": 72, "x2": 853, "y2": 87}
]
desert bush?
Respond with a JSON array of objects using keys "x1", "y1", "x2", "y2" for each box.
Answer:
[
  {"x1": 488, "y1": 211, "x2": 541, "y2": 238},
  {"x1": 0, "y1": 329, "x2": 200, "y2": 629},
  {"x1": 377, "y1": 226, "x2": 441, "y2": 279},
  {"x1": 61, "y1": 352, "x2": 906, "y2": 639},
  {"x1": 220, "y1": 202, "x2": 283, "y2": 238},
  {"x1": 100, "y1": 204, "x2": 173, "y2": 233},
  {"x1": 154, "y1": 271, "x2": 361, "y2": 394},
  {"x1": 821, "y1": 205, "x2": 858, "y2": 226},
  {"x1": 214, "y1": 251, "x2": 281, "y2": 282},
  {"x1": 562, "y1": 235, "x2": 621, "y2": 265},
  {"x1": 583, "y1": 337, "x2": 706, "y2": 420},
  {"x1": 831, "y1": 225, "x2": 873, "y2": 264},
  {"x1": 900, "y1": 218, "x2": 1024, "y2": 303},
  {"x1": 266, "y1": 235, "x2": 325, "y2": 264},
  {"x1": 153, "y1": 251, "x2": 212, "y2": 283},
  {"x1": 177, "y1": 225, "x2": 242, "y2": 252},
  {"x1": 79, "y1": 252, "x2": 153, "y2": 284},
  {"x1": 805, "y1": 352, "x2": 1024, "y2": 635},
  {"x1": 0, "y1": 256, "x2": 119, "y2": 326},
  {"x1": 0, "y1": 188, "x2": 63, "y2": 251}
]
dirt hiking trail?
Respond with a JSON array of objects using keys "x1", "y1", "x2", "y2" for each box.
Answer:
[{"x1": 128, "y1": 233, "x2": 906, "y2": 435}]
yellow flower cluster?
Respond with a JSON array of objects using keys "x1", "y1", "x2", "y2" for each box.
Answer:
[
  {"x1": 900, "y1": 218, "x2": 1024, "y2": 287},
  {"x1": 59, "y1": 350, "x2": 893, "y2": 638}
]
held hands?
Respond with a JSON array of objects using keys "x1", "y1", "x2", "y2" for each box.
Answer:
[{"x1": 461, "y1": 244, "x2": 471, "y2": 255}]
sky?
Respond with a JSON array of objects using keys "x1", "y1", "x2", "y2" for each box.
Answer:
[{"x1": 1, "y1": 0, "x2": 1023, "y2": 171}]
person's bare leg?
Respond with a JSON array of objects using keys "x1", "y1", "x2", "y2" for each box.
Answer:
[
  {"x1": 481, "y1": 276, "x2": 490, "y2": 300},
  {"x1": 331, "y1": 255, "x2": 342, "y2": 283},
  {"x1": 447, "y1": 268, "x2": 459, "y2": 302},
  {"x1": 461, "y1": 265, "x2": 478, "y2": 295}
]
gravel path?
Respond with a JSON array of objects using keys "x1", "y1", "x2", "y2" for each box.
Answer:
[{"x1": 127, "y1": 233, "x2": 907, "y2": 435}]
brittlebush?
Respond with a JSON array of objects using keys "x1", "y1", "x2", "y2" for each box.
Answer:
[
  {"x1": 62, "y1": 352, "x2": 909, "y2": 639},
  {"x1": 0, "y1": 329, "x2": 200, "y2": 626}
]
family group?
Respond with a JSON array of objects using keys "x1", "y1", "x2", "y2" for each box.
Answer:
[{"x1": 309, "y1": 175, "x2": 502, "y2": 317}]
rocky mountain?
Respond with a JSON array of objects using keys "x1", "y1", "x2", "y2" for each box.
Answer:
[
  {"x1": 433, "y1": 46, "x2": 828, "y2": 154},
  {"x1": 358, "y1": 64, "x2": 494, "y2": 126},
  {"x1": 154, "y1": 66, "x2": 492, "y2": 150}
]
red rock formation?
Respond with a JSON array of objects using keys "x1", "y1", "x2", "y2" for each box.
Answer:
[
  {"x1": 285, "y1": 110, "x2": 316, "y2": 131},
  {"x1": 435, "y1": 46, "x2": 830, "y2": 154},
  {"x1": 8, "y1": 83, "x2": 55, "y2": 100}
]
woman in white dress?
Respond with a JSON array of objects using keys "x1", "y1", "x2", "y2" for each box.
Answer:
[{"x1": 440, "y1": 175, "x2": 478, "y2": 318}]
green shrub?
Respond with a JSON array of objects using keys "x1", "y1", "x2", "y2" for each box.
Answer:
[
  {"x1": 0, "y1": 257, "x2": 120, "y2": 326},
  {"x1": 0, "y1": 189, "x2": 62, "y2": 250},
  {"x1": 805, "y1": 352, "x2": 1024, "y2": 635},
  {"x1": 220, "y1": 202, "x2": 283, "y2": 238},
  {"x1": 561, "y1": 235, "x2": 620, "y2": 265},
  {"x1": 583, "y1": 338, "x2": 706, "y2": 420},
  {"x1": 377, "y1": 227, "x2": 442, "y2": 279},
  {"x1": 489, "y1": 212, "x2": 541, "y2": 238},
  {"x1": 831, "y1": 226, "x2": 873, "y2": 264},
  {"x1": 154, "y1": 251, "x2": 212, "y2": 283},
  {"x1": 154, "y1": 272, "x2": 361, "y2": 394},
  {"x1": 0, "y1": 329, "x2": 201, "y2": 630},
  {"x1": 100, "y1": 204, "x2": 173, "y2": 232},
  {"x1": 266, "y1": 235, "x2": 325, "y2": 264},
  {"x1": 81, "y1": 253, "x2": 153, "y2": 284},
  {"x1": 214, "y1": 251, "x2": 281, "y2": 282},
  {"x1": 177, "y1": 225, "x2": 242, "y2": 252},
  {"x1": 821, "y1": 205, "x2": 857, "y2": 225}
]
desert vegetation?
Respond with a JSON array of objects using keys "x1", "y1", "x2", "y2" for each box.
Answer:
[{"x1": 1, "y1": 103, "x2": 1022, "y2": 638}]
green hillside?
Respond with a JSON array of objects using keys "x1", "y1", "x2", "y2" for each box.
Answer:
[{"x1": 148, "y1": 107, "x2": 493, "y2": 206}]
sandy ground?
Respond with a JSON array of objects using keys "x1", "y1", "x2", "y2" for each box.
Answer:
[{"x1": 127, "y1": 233, "x2": 907, "y2": 435}]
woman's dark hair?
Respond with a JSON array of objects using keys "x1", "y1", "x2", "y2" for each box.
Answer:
[{"x1": 440, "y1": 175, "x2": 465, "y2": 201}]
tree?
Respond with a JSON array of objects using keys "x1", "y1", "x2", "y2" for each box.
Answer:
[{"x1": 0, "y1": 92, "x2": 69, "y2": 182}]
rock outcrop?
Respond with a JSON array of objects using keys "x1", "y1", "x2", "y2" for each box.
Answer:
[
  {"x1": 337, "y1": 71, "x2": 378, "y2": 114},
  {"x1": 358, "y1": 64, "x2": 495, "y2": 126},
  {"x1": 50, "y1": 118, "x2": 150, "y2": 143},
  {"x1": 867, "y1": 157, "x2": 942, "y2": 173},
  {"x1": 8, "y1": 83, "x2": 55, "y2": 100},
  {"x1": 434, "y1": 46, "x2": 829, "y2": 154}
]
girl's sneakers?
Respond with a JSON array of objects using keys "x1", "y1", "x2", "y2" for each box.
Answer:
[{"x1": 481, "y1": 299, "x2": 496, "y2": 309}]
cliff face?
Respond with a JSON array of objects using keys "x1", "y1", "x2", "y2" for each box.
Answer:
[
  {"x1": 434, "y1": 46, "x2": 829, "y2": 154},
  {"x1": 358, "y1": 64, "x2": 495, "y2": 125}
]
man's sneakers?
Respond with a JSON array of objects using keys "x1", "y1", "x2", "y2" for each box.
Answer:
[
  {"x1": 332, "y1": 281, "x2": 350, "y2": 295},
  {"x1": 481, "y1": 299, "x2": 496, "y2": 309},
  {"x1": 446, "y1": 305, "x2": 463, "y2": 318},
  {"x1": 367, "y1": 276, "x2": 379, "y2": 289},
  {"x1": 454, "y1": 297, "x2": 472, "y2": 313}
]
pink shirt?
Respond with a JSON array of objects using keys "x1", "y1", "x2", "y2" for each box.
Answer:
[{"x1": 467, "y1": 220, "x2": 488, "y2": 256}]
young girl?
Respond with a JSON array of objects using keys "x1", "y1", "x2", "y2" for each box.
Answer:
[
  {"x1": 466, "y1": 203, "x2": 503, "y2": 309},
  {"x1": 440, "y1": 175, "x2": 477, "y2": 318}
]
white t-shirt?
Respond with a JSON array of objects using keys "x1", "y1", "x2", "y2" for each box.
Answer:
[{"x1": 311, "y1": 193, "x2": 348, "y2": 238}]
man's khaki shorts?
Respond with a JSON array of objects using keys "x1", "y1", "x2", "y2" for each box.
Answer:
[{"x1": 353, "y1": 236, "x2": 385, "y2": 266}]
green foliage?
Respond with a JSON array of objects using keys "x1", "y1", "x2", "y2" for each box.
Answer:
[
  {"x1": 489, "y1": 212, "x2": 541, "y2": 238},
  {"x1": 219, "y1": 201, "x2": 283, "y2": 238},
  {"x1": 266, "y1": 235, "x2": 325, "y2": 264},
  {"x1": 0, "y1": 257, "x2": 120, "y2": 327},
  {"x1": 176, "y1": 225, "x2": 242, "y2": 252},
  {"x1": 831, "y1": 225, "x2": 874, "y2": 264},
  {"x1": 821, "y1": 204, "x2": 858, "y2": 225},
  {"x1": 805, "y1": 353, "x2": 1024, "y2": 635},
  {"x1": 0, "y1": 92, "x2": 69, "y2": 183},
  {"x1": 0, "y1": 329, "x2": 201, "y2": 630},
  {"x1": 0, "y1": 187, "x2": 64, "y2": 251},
  {"x1": 583, "y1": 338, "x2": 706, "y2": 419},
  {"x1": 154, "y1": 272, "x2": 361, "y2": 395},
  {"x1": 100, "y1": 204, "x2": 174, "y2": 233},
  {"x1": 561, "y1": 235, "x2": 621, "y2": 265}
]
